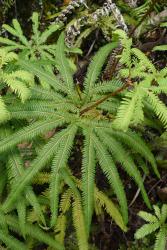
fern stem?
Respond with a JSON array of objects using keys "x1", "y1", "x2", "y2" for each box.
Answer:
[{"x1": 80, "y1": 81, "x2": 130, "y2": 115}]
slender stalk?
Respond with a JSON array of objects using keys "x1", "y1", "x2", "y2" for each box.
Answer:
[{"x1": 80, "y1": 81, "x2": 130, "y2": 115}]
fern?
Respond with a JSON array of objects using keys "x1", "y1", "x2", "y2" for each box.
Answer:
[
  {"x1": 135, "y1": 204, "x2": 167, "y2": 250},
  {"x1": 0, "y1": 214, "x2": 65, "y2": 250},
  {"x1": 0, "y1": 30, "x2": 162, "y2": 248},
  {"x1": 0, "y1": 49, "x2": 33, "y2": 122},
  {"x1": 0, "y1": 12, "x2": 60, "y2": 60},
  {"x1": 113, "y1": 29, "x2": 167, "y2": 131}
]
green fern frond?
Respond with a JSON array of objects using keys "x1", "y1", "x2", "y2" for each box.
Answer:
[
  {"x1": 0, "y1": 229, "x2": 28, "y2": 250},
  {"x1": 0, "y1": 49, "x2": 17, "y2": 68},
  {"x1": 0, "y1": 117, "x2": 65, "y2": 154},
  {"x1": 3, "y1": 78, "x2": 30, "y2": 102},
  {"x1": 82, "y1": 128, "x2": 96, "y2": 235},
  {"x1": 147, "y1": 91, "x2": 167, "y2": 129},
  {"x1": 30, "y1": 86, "x2": 65, "y2": 101},
  {"x1": 56, "y1": 33, "x2": 75, "y2": 99},
  {"x1": 154, "y1": 205, "x2": 161, "y2": 220},
  {"x1": 16, "y1": 198, "x2": 26, "y2": 237},
  {"x1": 2, "y1": 127, "x2": 74, "y2": 212},
  {"x1": 114, "y1": 29, "x2": 132, "y2": 68},
  {"x1": 112, "y1": 130, "x2": 160, "y2": 177},
  {"x1": 135, "y1": 223, "x2": 160, "y2": 239},
  {"x1": 160, "y1": 205, "x2": 167, "y2": 224},
  {"x1": 95, "y1": 188, "x2": 127, "y2": 231},
  {"x1": 0, "y1": 96, "x2": 10, "y2": 122},
  {"x1": 138, "y1": 211, "x2": 158, "y2": 223},
  {"x1": 92, "y1": 79, "x2": 123, "y2": 95},
  {"x1": 113, "y1": 85, "x2": 145, "y2": 131},
  {"x1": 154, "y1": 227, "x2": 167, "y2": 250},
  {"x1": 50, "y1": 125, "x2": 77, "y2": 226},
  {"x1": 55, "y1": 214, "x2": 67, "y2": 245},
  {"x1": 72, "y1": 196, "x2": 88, "y2": 250},
  {"x1": 6, "y1": 215, "x2": 64, "y2": 250},
  {"x1": 59, "y1": 189, "x2": 72, "y2": 214},
  {"x1": 92, "y1": 133, "x2": 128, "y2": 224},
  {"x1": 131, "y1": 48, "x2": 156, "y2": 73},
  {"x1": 96, "y1": 129, "x2": 151, "y2": 208},
  {"x1": 84, "y1": 42, "x2": 118, "y2": 99},
  {"x1": 7, "y1": 148, "x2": 45, "y2": 224},
  {"x1": 18, "y1": 59, "x2": 67, "y2": 93}
]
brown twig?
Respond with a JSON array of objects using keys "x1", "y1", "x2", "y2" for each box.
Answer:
[{"x1": 80, "y1": 80, "x2": 130, "y2": 115}]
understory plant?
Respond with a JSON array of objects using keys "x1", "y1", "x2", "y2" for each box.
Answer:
[
  {"x1": 0, "y1": 49, "x2": 33, "y2": 121},
  {"x1": 0, "y1": 27, "x2": 165, "y2": 248},
  {"x1": 135, "y1": 204, "x2": 167, "y2": 250},
  {"x1": 0, "y1": 12, "x2": 60, "y2": 60}
]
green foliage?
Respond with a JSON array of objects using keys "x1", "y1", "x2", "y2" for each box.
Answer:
[
  {"x1": 135, "y1": 204, "x2": 167, "y2": 250},
  {"x1": 0, "y1": 3, "x2": 167, "y2": 246},
  {"x1": 0, "y1": 12, "x2": 60, "y2": 60},
  {"x1": 0, "y1": 29, "x2": 162, "y2": 249},
  {"x1": 0, "y1": 49, "x2": 33, "y2": 122},
  {"x1": 113, "y1": 29, "x2": 167, "y2": 131}
]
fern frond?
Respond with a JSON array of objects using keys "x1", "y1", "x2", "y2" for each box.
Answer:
[
  {"x1": 9, "y1": 103, "x2": 57, "y2": 119},
  {"x1": 153, "y1": 45, "x2": 167, "y2": 51},
  {"x1": 72, "y1": 196, "x2": 88, "y2": 250},
  {"x1": 30, "y1": 86, "x2": 65, "y2": 101},
  {"x1": 7, "y1": 148, "x2": 45, "y2": 224},
  {"x1": 0, "y1": 117, "x2": 65, "y2": 154},
  {"x1": 59, "y1": 189, "x2": 72, "y2": 214},
  {"x1": 55, "y1": 214, "x2": 67, "y2": 245},
  {"x1": 147, "y1": 91, "x2": 167, "y2": 129},
  {"x1": 11, "y1": 19, "x2": 29, "y2": 46},
  {"x1": 2, "y1": 127, "x2": 74, "y2": 212},
  {"x1": 154, "y1": 205, "x2": 161, "y2": 220},
  {"x1": 160, "y1": 205, "x2": 167, "y2": 223},
  {"x1": 131, "y1": 48, "x2": 156, "y2": 73},
  {"x1": 50, "y1": 125, "x2": 77, "y2": 226},
  {"x1": 3, "y1": 77, "x2": 30, "y2": 102},
  {"x1": 0, "y1": 37, "x2": 25, "y2": 48},
  {"x1": 154, "y1": 227, "x2": 167, "y2": 250},
  {"x1": 114, "y1": 29, "x2": 132, "y2": 68},
  {"x1": 6, "y1": 215, "x2": 64, "y2": 250},
  {"x1": 97, "y1": 129, "x2": 151, "y2": 208},
  {"x1": 113, "y1": 85, "x2": 145, "y2": 131},
  {"x1": 91, "y1": 79, "x2": 123, "y2": 95},
  {"x1": 16, "y1": 198, "x2": 26, "y2": 237},
  {"x1": 31, "y1": 12, "x2": 40, "y2": 41},
  {"x1": 84, "y1": 42, "x2": 118, "y2": 99},
  {"x1": 56, "y1": 33, "x2": 75, "y2": 99},
  {"x1": 138, "y1": 211, "x2": 158, "y2": 223},
  {"x1": 92, "y1": 133, "x2": 128, "y2": 224},
  {"x1": 112, "y1": 130, "x2": 160, "y2": 177},
  {"x1": 0, "y1": 96, "x2": 10, "y2": 122},
  {"x1": 18, "y1": 59, "x2": 67, "y2": 93},
  {"x1": 0, "y1": 49, "x2": 17, "y2": 67},
  {"x1": 135, "y1": 223, "x2": 160, "y2": 239},
  {"x1": 95, "y1": 188, "x2": 127, "y2": 231},
  {"x1": 39, "y1": 24, "x2": 60, "y2": 44},
  {"x1": 82, "y1": 128, "x2": 96, "y2": 235},
  {"x1": 0, "y1": 229, "x2": 28, "y2": 250}
]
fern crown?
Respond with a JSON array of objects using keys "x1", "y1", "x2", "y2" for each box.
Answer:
[
  {"x1": 0, "y1": 12, "x2": 60, "y2": 60},
  {"x1": 135, "y1": 204, "x2": 167, "y2": 250},
  {"x1": 0, "y1": 32, "x2": 161, "y2": 245}
]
